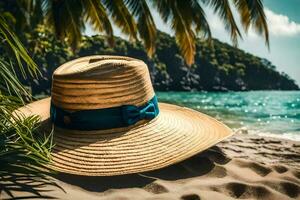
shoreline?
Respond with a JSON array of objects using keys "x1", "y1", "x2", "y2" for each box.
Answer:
[
  {"x1": 2, "y1": 132, "x2": 299, "y2": 199},
  {"x1": 220, "y1": 132, "x2": 300, "y2": 169},
  {"x1": 234, "y1": 127, "x2": 300, "y2": 142}
]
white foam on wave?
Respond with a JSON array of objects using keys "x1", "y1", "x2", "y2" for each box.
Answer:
[{"x1": 234, "y1": 127, "x2": 300, "y2": 141}]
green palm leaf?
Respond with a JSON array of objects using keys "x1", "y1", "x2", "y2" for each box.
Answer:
[
  {"x1": 0, "y1": 99, "x2": 56, "y2": 197},
  {"x1": 204, "y1": 0, "x2": 241, "y2": 46},
  {"x1": 44, "y1": 0, "x2": 84, "y2": 50},
  {"x1": 83, "y1": 0, "x2": 114, "y2": 45},
  {"x1": 153, "y1": 0, "x2": 211, "y2": 65},
  {"x1": 0, "y1": 14, "x2": 38, "y2": 78},
  {"x1": 125, "y1": 0, "x2": 157, "y2": 57},
  {"x1": 0, "y1": 59, "x2": 30, "y2": 100},
  {"x1": 170, "y1": 0, "x2": 196, "y2": 65},
  {"x1": 7, "y1": 0, "x2": 270, "y2": 66},
  {"x1": 102, "y1": 0, "x2": 138, "y2": 41},
  {"x1": 0, "y1": 13, "x2": 39, "y2": 102},
  {"x1": 233, "y1": 0, "x2": 269, "y2": 47},
  {"x1": 0, "y1": 9, "x2": 57, "y2": 197},
  {"x1": 190, "y1": 0, "x2": 211, "y2": 38}
]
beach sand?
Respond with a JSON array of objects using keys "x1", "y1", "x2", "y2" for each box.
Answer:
[{"x1": 1, "y1": 133, "x2": 300, "y2": 200}]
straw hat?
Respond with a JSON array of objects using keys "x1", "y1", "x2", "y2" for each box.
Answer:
[{"x1": 16, "y1": 55, "x2": 233, "y2": 176}]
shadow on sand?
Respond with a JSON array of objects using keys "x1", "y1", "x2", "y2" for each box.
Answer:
[
  {"x1": 0, "y1": 146, "x2": 230, "y2": 199},
  {"x1": 54, "y1": 146, "x2": 230, "y2": 192},
  {"x1": 0, "y1": 171, "x2": 63, "y2": 200}
]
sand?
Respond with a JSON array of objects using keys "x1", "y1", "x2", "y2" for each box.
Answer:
[{"x1": 1, "y1": 133, "x2": 300, "y2": 200}]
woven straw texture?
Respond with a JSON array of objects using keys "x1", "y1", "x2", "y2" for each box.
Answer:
[
  {"x1": 16, "y1": 55, "x2": 233, "y2": 176},
  {"x1": 51, "y1": 55, "x2": 154, "y2": 110}
]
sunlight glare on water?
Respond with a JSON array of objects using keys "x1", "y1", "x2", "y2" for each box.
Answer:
[{"x1": 157, "y1": 91, "x2": 300, "y2": 141}]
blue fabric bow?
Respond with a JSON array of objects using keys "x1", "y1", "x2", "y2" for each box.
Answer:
[
  {"x1": 50, "y1": 95, "x2": 159, "y2": 130},
  {"x1": 122, "y1": 96, "x2": 159, "y2": 125}
]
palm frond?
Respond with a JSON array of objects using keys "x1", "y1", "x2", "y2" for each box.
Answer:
[
  {"x1": 0, "y1": 58, "x2": 31, "y2": 101},
  {"x1": 171, "y1": 0, "x2": 196, "y2": 65},
  {"x1": 204, "y1": 0, "x2": 241, "y2": 46},
  {"x1": 43, "y1": 0, "x2": 84, "y2": 50},
  {"x1": 189, "y1": 0, "x2": 211, "y2": 39},
  {"x1": 0, "y1": 98, "x2": 54, "y2": 172},
  {"x1": 102, "y1": 0, "x2": 138, "y2": 41},
  {"x1": 125, "y1": 0, "x2": 157, "y2": 57},
  {"x1": 0, "y1": 13, "x2": 38, "y2": 78},
  {"x1": 83, "y1": 0, "x2": 114, "y2": 46},
  {"x1": 0, "y1": 95, "x2": 22, "y2": 112},
  {"x1": 153, "y1": 0, "x2": 198, "y2": 65},
  {"x1": 0, "y1": 6, "x2": 57, "y2": 197},
  {"x1": 0, "y1": 14, "x2": 39, "y2": 102},
  {"x1": 0, "y1": 98, "x2": 57, "y2": 197},
  {"x1": 25, "y1": 0, "x2": 44, "y2": 30},
  {"x1": 233, "y1": 0, "x2": 269, "y2": 47},
  {"x1": 11, "y1": 0, "x2": 269, "y2": 66}
]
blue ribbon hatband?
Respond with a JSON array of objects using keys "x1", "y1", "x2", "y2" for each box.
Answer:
[{"x1": 50, "y1": 96, "x2": 159, "y2": 130}]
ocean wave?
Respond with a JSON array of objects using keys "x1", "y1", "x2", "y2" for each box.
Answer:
[{"x1": 234, "y1": 127, "x2": 300, "y2": 141}]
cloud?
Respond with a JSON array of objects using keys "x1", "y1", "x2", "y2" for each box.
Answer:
[
  {"x1": 265, "y1": 8, "x2": 300, "y2": 36},
  {"x1": 208, "y1": 7, "x2": 300, "y2": 38}
]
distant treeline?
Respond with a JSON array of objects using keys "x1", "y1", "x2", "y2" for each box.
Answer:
[{"x1": 6, "y1": 26, "x2": 299, "y2": 95}]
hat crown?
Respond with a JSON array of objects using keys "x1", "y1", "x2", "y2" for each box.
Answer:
[{"x1": 51, "y1": 56, "x2": 155, "y2": 110}]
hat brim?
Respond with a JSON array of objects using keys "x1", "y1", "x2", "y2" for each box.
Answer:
[{"x1": 17, "y1": 97, "x2": 233, "y2": 176}]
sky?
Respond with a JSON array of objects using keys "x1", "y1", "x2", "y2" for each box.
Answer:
[{"x1": 85, "y1": 0, "x2": 300, "y2": 85}]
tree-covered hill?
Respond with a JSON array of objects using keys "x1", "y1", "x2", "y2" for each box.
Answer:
[{"x1": 14, "y1": 27, "x2": 299, "y2": 95}]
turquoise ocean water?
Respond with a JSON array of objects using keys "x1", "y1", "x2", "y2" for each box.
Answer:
[{"x1": 157, "y1": 91, "x2": 300, "y2": 141}]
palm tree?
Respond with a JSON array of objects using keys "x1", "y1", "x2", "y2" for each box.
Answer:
[{"x1": 2, "y1": 0, "x2": 269, "y2": 66}]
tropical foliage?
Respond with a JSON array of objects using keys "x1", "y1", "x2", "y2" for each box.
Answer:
[
  {"x1": 0, "y1": 14, "x2": 38, "y2": 99},
  {"x1": 0, "y1": 12, "x2": 55, "y2": 198},
  {"x1": 0, "y1": 0, "x2": 269, "y2": 65},
  {"x1": 18, "y1": 27, "x2": 298, "y2": 96},
  {"x1": 0, "y1": 0, "x2": 279, "y2": 197}
]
